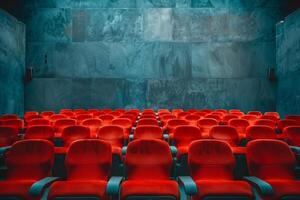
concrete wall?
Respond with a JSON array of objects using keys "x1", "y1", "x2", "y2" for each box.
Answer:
[
  {"x1": 23, "y1": 0, "x2": 288, "y2": 112},
  {"x1": 276, "y1": 9, "x2": 300, "y2": 116},
  {"x1": 0, "y1": 9, "x2": 25, "y2": 116}
]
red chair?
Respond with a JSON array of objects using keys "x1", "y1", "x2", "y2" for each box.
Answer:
[
  {"x1": 76, "y1": 114, "x2": 92, "y2": 124},
  {"x1": 177, "y1": 112, "x2": 190, "y2": 119},
  {"x1": 260, "y1": 115, "x2": 278, "y2": 123},
  {"x1": 140, "y1": 114, "x2": 156, "y2": 119},
  {"x1": 111, "y1": 118, "x2": 132, "y2": 139},
  {"x1": 160, "y1": 115, "x2": 176, "y2": 126},
  {"x1": 197, "y1": 118, "x2": 219, "y2": 138},
  {"x1": 264, "y1": 112, "x2": 280, "y2": 119},
  {"x1": 81, "y1": 118, "x2": 103, "y2": 138},
  {"x1": 241, "y1": 115, "x2": 258, "y2": 125},
  {"x1": 184, "y1": 114, "x2": 202, "y2": 126},
  {"x1": 92, "y1": 111, "x2": 106, "y2": 118},
  {"x1": 192, "y1": 111, "x2": 208, "y2": 118},
  {"x1": 121, "y1": 139, "x2": 179, "y2": 200},
  {"x1": 222, "y1": 114, "x2": 239, "y2": 125},
  {"x1": 254, "y1": 119, "x2": 276, "y2": 130},
  {"x1": 60, "y1": 109, "x2": 72, "y2": 113},
  {"x1": 0, "y1": 126, "x2": 18, "y2": 147},
  {"x1": 188, "y1": 140, "x2": 254, "y2": 199},
  {"x1": 248, "y1": 111, "x2": 262, "y2": 117},
  {"x1": 27, "y1": 118, "x2": 50, "y2": 127},
  {"x1": 199, "y1": 109, "x2": 213, "y2": 114},
  {"x1": 0, "y1": 140, "x2": 54, "y2": 200},
  {"x1": 228, "y1": 119, "x2": 250, "y2": 138},
  {"x1": 137, "y1": 119, "x2": 159, "y2": 126},
  {"x1": 99, "y1": 115, "x2": 115, "y2": 126},
  {"x1": 54, "y1": 119, "x2": 77, "y2": 137},
  {"x1": 173, "y1": 125, "x2": 202, "y2": 159},
  {"x1": 57, "y1": 125, "x2": 90, "y2": 154},
  {"x1": 285, "y1": 115, "x2": 300, "y2": 122},
  {"x1": 110, "y1": 111, "x2": 122, "y2": 117},
  {"x1": 24, "y1": 114, "x2": 42, "y2": 124},
  {"x1": 246, "y1": 125, "x2": 277, "y2": 141},
  {"x1": 73, "y1": 109, "x2": 86, "y2": 114},
  {"x1": 47, "y1": 139, "x2": 112, "y2": 200},
  {"x1": 1, "y1": 119, "x2": 24, "y2": 132},
  {"x1": 172, "y1": 109, "x2": 184, "y2": 117},
  {"x1": 215, "y1": 109, "x2": 227, "y2": 114},
  {"x1": 278, "y1": 119, "x2": 300, "y2": 132},
  {"x1": 24, "y1": 125, "x2": 54, "y2": 141},
  {"x1": 284, "y1": 126, "x2": 300, "y2": 147},
  {"x1": 164, "y1": 119, "x2": 189, "y2": 140},
  {"x1": 204, "y1": 114, "x2": 222, "y2": 122},
  {"x1": 98, "y1": 125, "x2": 124, "y2": 156},
  {"x1": 115, "y1": 109, "x2": 126, "y2": 114},
  {"x1": 134, "y1": 125, "x2": 163, "y2": 140},
  {"x1": 209, "y1": 126, "x2": 240, "y2": 147},
  {"x1": 247, "y1": 139, "x2": 300, "y2": 199},
  {"x1": 187, "y1": 109, "x2": 197, "y2": 113},
  {"x1": 50, "y1": 114, "x2": 67, "y2": 124},
  {"x1": 230, "y1": 111, "x2": 245, "y2": 117},
  {"x1": 102, "y1": 108, "x2": 113, "y2": 114},
  {"x1": 229, "y1": 109, "x2": 241, "y2": 113},
  {"x1": 0, "y1": 114, "x2": 18, "y2": 120},
  {"x1": 41, "y1": 111, "x2": 55, "y2": 119}
]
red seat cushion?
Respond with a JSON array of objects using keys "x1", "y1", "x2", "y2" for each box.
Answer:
[
  {"x1": 48, "y1": 180, "x2": 107, "y2": 200},
  {"x1": 0, "y1": 180, "x2": 39, "y2": 200},
  {"x1": 194, "y1": 180, "x2": 254, "y2": 200},
  {"x1": 264, "y1": 180, "x2": 300, "y2": 200},
  {"x1": 121, "y1": 180, "x2": 179, "y2": 200}
]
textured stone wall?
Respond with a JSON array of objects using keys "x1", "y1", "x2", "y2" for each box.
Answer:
[
  {"x1": 0, "y1": 9, "x2": 25, "y2": 116},
  {"x1": 276, "y1": 9, "x2": 300, "y2": 116},
  {"x1": 23, "y1": 0, "x2": 287, "y2": 112}
]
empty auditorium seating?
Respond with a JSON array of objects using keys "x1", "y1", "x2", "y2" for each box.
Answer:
[
  {"x1": 187, "y1": 140, "x2": 254, "y2": 199},
  {"x1": 111, "y1": 118, "x2": 132, "y2": 138},
  {"x1": 0, "y1": 140, "x2": 54, "y2": 200},
  {"x1": 40, "y1": 111, "x2": 55, "y2": 119},
  {"x1": 246, "y1": 125, "x2": 277, "y2": 140},
  {"x1": 284, "y1": 126, "x2": 300, "y2": 146},
  {"x1": 164, "y1": 119, "x2": 189, "y2": 139},
  {"x1": 248, "y1": 111, "x2": 263, "y2": 117},
  {"x1": 184, "y1": 114, "x2": 202, "y2": 126},
  {"x1": 264, "y1": 112, "x2": 280, "y2": 119},
  {"x1": 160, "y1": 114, "x2": 176, "y2": 126},
  {"x1": 137, "y1": 118, "x2": 159, "y2": 126},
  {"x1": 24, "y1": 125, "x2": 54, "y2": 141},
  {"x1": 241, "y1": 115, "x2": 258, "y2": 125},
  {"x1": 0, "y1": 126, "x2": 18, "y2": 147},
  {"x1": 254, "y1": 119, "x2": 277, "y2": 129},
  {"x1": 110, "y1": 111, "x2": 123, "y2": 117},
  {"x1": 0, "y1": 119, "x2": 24, "y2": 131},
  {"x1": 76, "y1": 114, "x2": 92, "y2": 124},
  {"x1": 278, "y1": 119, "x2": 300, "y2": 132},
  {"x1": 0, "y1": 114, "x2": 18, "y2": 120},
  {"x1": 285, "y1": 115, "x2": 300, "y2": 122},
  {"x1": 177, "y1": 111, "x2": 190, "y2": 119},
  {"x1": 229, "y1": 119, "x2": 250, "y2": 138},
  {"x1": 204, "y1": 114, "x2": 222, "y2": 122},
  {"x1": 222, "y1": 114, "x2": 239, "y2": 125},
  {"x1": 133, "y1": 125, "x2": 163, "y2": 140},
  {"x1": 47, "y1": 139, "x2": 113, "y2": 200},
  {"x1": 54, "y1": 118, "x2": 77, "y2": 137},
  {"x1": 260, "y1": 115, "x2": 279, "y2": 123},
  {"x1": 209, "y1": 125, "x2": 240, "y2": 147},
  {"x1": 81, "y1": 118, "x2": 103, "y2": 138},
  {"x1": 27, "y1": 118, "x2": 50, "y2": 127},
  {"x1": 98, "y1": 125, "x2": 124, "y2": 156},
  {"x1": 197, "y1": 118, "x2": 219, "y2": 138},
  {"x1": 121, "y1": 139, "x2": 179, "y2": 199},
  {"x1": 247, "y1": 139, "x2": 300, "y2": 199},
  {"x1": 50, "y1": 114, "x2": 67, "y2": 124}
]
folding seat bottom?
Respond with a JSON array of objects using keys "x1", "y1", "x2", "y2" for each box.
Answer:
[
  {"x1": 194, "y1": 180, "x2": 253, "y2": 200},
  {"x1": 263, "y1": 180, "x2": 300, "y2": 200},
  {"x1": 121, "y1": 180, "x2": 179, "y2": 200},
  {"x1": 0, "y1": 180, "x2": 39, "y2": 200},
  {"x1": 48, "y1": 180, "x2": 107, "y2": 200}
]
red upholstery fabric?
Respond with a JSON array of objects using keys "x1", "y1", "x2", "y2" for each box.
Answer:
[
  {"x1": 184, "y1": 115, "x2": 202, "y2": 126},
  {"x1": 278, "y1": 119, "x2": 300, "y2": 131},
  {"x1": 54, "y1": 118, "x2": 77, "y2": 137},
  {"x1": 241, "y1": 115, "x2": 258, "y2": 125},
  {"x1": 61, "y1": 125, "x2": 90, "y2": 147},
  {"x1": 222, "y1": 114, "x2": 239, "y2": 124},
  {"x1": 265, "y1": 112, "x2": 280, "y2": 119},
  {"x1": 189, "y1": 140, "x2": 235, "y2": 180},
  {"x1": 193, "y1": 180, "x2": 254, "y2": 200},
  {"x1": 254, "y1": 119, "x2": 276, "y2": 129},
  {"x1": 173, "y1": 125, "x2": 202, "y2": 158},
  {"x1": 286, "y1": 115, "x2": 300, "y2": 122},
  {"x1": 228, "y1": 119, "x2": 250, "y2": 138},
  {"x1": 134, "y1": 125, "x2": 163, "y2": 140},
  {"x1": 25, "y1": 125, "x2": 54, "y2": 141},
  {"x1": 248, "y1": 111, "x2": 262, "y2": 117},
  {"x1": 41, "y1": 111, "x2": 55, "y2": 119},
  {"x1": 49, "y1": 140, "x2": 112, "y2": 200},
  {"x1": 246, "y1": 125, "x2": 277, "y2": 140},
  {"x1": 27, "y1": 118, "x2": 50, "y2": 127},
  {"x1": 50, "y1": 114, "x2": 67, "y2": 124},
  {"x1": 260, "y1": 115, "x2": 278, "y2": 123},
  {"x1": 5, "y1": 139, "x2": 54, "y2": 180},
  {"x1": 204, "y1": 114, "x2": 222, "y2": 122},
  {"x1": 125, "y1": 139, "x2": 173, "y2": 180},
  {"x1": 137, "y1": 119, "x2": 159, "y2": 126},
  {"x1": 122, "y1": 139, "x2": 178, "y2": 199},
  {"x1": 0, "y1": 114, "x2": 18, "y2": 120},
  {"x1": 177, "y1": 112, "x2": 190, "y2": 119},
  {"x1": 121, "y1": 180, "x2": 179, "y2": 200},
  {"x1": 165, "y1": 119, "x2": 189, "y2": 134},
  {"x1": 81, "y1": 118, "x2": 103, "y2": 138},
  {"x1": 0, "y1": 180, "x2": 39, "y2": 200},
  {"x1": 262, "y1": 180, "x2": 300, "y2": 200},
  {"x1": 160, "y1": 115, "x2": 176, "y2": 126},
  {"x1": 76, "y1": 114, "x2": 93, "y2": 123},
  {"x1": 99, "y1": 115, "x2": 115, "y2": 125},
  {"x1": 98, "y1": 125, "x2": 124, "y2": 154},
  {"x1": 247, "y1": 139, "x2": 296, "y2": 180},
  {"x1": 284, "y1": 126, "x2": 300, "y2": 146},
  {"x1": 111, "y1": 118, "x2": 132, "y2": 137},
  {"x1": 1, "y1": 119, "x2": 24, "y2": 131},
  {"x1": 110, "y1": 111, "x2": 122, "y2": 117},
  {"x1": 197, "y1": 118, "x2": 218, "y2": 138},
  {"x1": 209, "y1": 126, "x2": 240, "y2": 147},
  {"x1": 0, "y1": 126, "x2": 18, "y2": 147}
]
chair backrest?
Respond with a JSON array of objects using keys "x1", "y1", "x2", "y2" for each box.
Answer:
[
  {"x1": 254, "y1": 119, "x2": 276, "y2": 129},
  {"x1": 247, "y1": 139, "x2": 296, "y2": 180},
  {"x1": 61, "y1": 125, "x2": 90, "y2": 147},
  {"x1": 134, "y1": 125, "x2": 163, "y2": 140},
  {"x1": 285, "y1": 115, "x2": 300, "y2": 122},
  {"x1": 111, "y1": 118, "x2": 132, "y2": 129},
  {"x1": 173, "y1": 125, "x2": 202, "y2": 148},
  {"x1": 204, "y1": 114, "x2": 222, "y2": 122},
  {"x1": 264, "y1": 112, "x2": 280, "y2": 119},
  {"x1": 137, "y1": 119, "x2": 159, "y2": 126},
  {"x1": 54, "y1": 118, "x2": 77, "y2": 134},
  {"x1": 81, "y1": 118, "x2": 103, "y2": 138},
  {"x1": 5, "y1": 139, "x2": 54, "y2": 180},
  {"x1": 125, "y1": 139, "x2": 173, "y2": 180},
  {"x1": 246, "y1": 125, "x2": 277, "y2": 140},
  {"x1": 278, "y1": 119, "x2": 300, "y2": 131},
  {"x1": 98, "y1": 125, "x2": 124, "y2": 149},
  {"x1": 66, "y1": 139, "x2": 112, "y2": 180},
  {"x1": 76, "y1": 114, "x2": 93, "y2": 123},
  {"x1": 197, "y1": 118, "x2": 219, "y2": 137},
  {"x1": 99, "y1": 115, "x2": 115, "y2": 125},
  {"x1": 260, "y1": 115, "x2": 278, "y2": 123},
  {"x1": 1, "y1": 119, "x2": 24, "y2": 130},
  {"x1": 248, "y1": 111, "x2": 262, "y2": 117},
  {"x1": 189, "y1": 140, "x2": 235, "y2": 180},
  {"x1": 222, "y1": 114, "x2": 239, "y2": 124},
  {"x1": 209, "y1": 126, "x2": 240, "y2": 147},
  {"x1": 0, "y1": 126, "x2": 18, "y2": 147},
  {"x1": 27, "y1": 118, "x2": 50, "y2": 127},
  {"x1": 284, "y1": 126, "x2": 300, "y2": 147},
  {"x1": 165, "y1": 119, "x2": 189, "y2": 133},
  {"x1": 0, "y1": 114, "x2": 18, "y2": 120},
  {"x1": 25, "y1": 125, "x2": 54, "y2": 141},
  {"x1": 228, "y1": 119, "x2": 250, "y2": 136}
]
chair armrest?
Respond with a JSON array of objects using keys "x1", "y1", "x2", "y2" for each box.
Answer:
[
  {"x1": 243, "y1": 176, "x2": 273, "y2": 196},
  {"x1": 178, "y1": 176, "x2": 197, "y2": 196},
  {"x1": 122, "y1": 146, "x2": 127, "y2": 156},
  {"x1": 0, "y1": 146, "x2": 11, "y2": 156},
  {"x1": 107, "y1": 176, "x2": 123, "y2": 195},
  {"x1": 163, "y1": 134, "x2": 169, "y2": 140},
  {"x1": 29, "y1": 177, "x2": 61, "y2": 196},
  {"x1": 290, "y1": 146, "x2": 300, "y2": 155},
  {"x1": 129, "y1": 135, "x2": 134, "y2": 141},
  {"x1": 170, "y1": 146, "x2": 177, "y2": 157}
]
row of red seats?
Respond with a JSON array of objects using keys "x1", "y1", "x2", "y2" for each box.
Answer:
[{"x1": 0, "y1": 138, "x2": 299, "y2": 199}]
